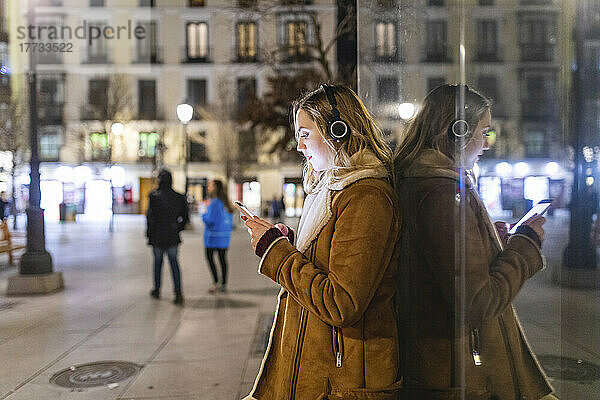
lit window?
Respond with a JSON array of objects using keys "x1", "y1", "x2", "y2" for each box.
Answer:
[
  {"x1": 187, "y1": 22, "x2": 208, "y2": 60},
  {"x1": 90, "y1": 132, "x2": 110, "y2": 161},
  {"x1": 237, "y1": 22, "x2": 257, "y2": 60},
  {"x1": 375, "y1": 22, "x2": 397, "y2": 59},
  {"x1": 285, "y1": 21, "x2": 308, "y2": 58}
]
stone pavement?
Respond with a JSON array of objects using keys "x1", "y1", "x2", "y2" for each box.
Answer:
[{"x1": 0, "y1": 211, "x2": 598, "y2": 399}]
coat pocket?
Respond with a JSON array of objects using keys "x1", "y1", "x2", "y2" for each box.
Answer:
[{"x1": 326, "y1": 380, "x2": 403, "y2": 400}]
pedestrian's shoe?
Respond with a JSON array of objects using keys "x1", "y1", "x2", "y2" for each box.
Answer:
[
  {"x1": 150, "y1": 289, "x2": 160, "y2": 299},
  {"x1": 218, "y1": 283, "x2": 227, "y2": 293},
  {"x1": 174, "y1": 293, "x2": 184, "y2": 305},
  {"x1": 208, "y1": 284, "x2": 218, "y2": 294}
]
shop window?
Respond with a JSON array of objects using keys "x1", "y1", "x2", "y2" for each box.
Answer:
[
  {"x1": 90, "y1": 132, "x2": 110, "y2": 161},
  {"x1": 138, "y1": 132, "x2": 159, "y2": 159}
]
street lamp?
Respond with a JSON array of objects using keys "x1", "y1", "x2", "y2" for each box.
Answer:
[
  {"x1": 7, "y1": 0, "x2": 63, "y2": 295},
  {"x1": 398, "y1": 102, "x2": 416, "y2": 120},
  {"x1": 177, "y1": 102, "x2": 193, "y2": 194}
]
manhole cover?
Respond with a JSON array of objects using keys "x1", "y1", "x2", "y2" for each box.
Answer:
[
  {"x1": 537, "y1": 355, "x2": 600, "y2": 382},
  {"x1": 50, "y1": 361, "x2": 142, "y2": 388},
  {"x1": 0, "y1": 301, "x2": 16, "y2": 311},
  {"x1": 185, "y1": 297, "x2": 256, "y2": 309}
]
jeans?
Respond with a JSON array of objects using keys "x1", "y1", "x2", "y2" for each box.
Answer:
[{"x1": 152, "y1": 245, "x2": 182, "y2": 295}]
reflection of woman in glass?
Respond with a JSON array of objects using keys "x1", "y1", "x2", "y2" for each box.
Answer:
[
  {"x1": 202, "y1": 179, "x2": 233, "y2": 293},
  {"x1": 394, "y1": 84, "x2": 556, "y2": 399},
  {"x1": 242, "y1": 84, "x2": 402, "y2": 399}
]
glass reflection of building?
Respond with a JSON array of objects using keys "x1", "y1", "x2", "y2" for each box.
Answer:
[{"x1": 359, "y1": 0, "x2": 570, "y2": 219}]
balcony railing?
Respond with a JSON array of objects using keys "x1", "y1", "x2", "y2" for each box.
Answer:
[
  {"x1": 474, "y1": 51, "x2": 502, "y2": 62},
  {"x1": 83, "y1": 53, "x2": 112, "y2": 64},
  {"x1": 519, "y1": 45, "x2": 554, "y2": 62},
  {"x1": 372, "y1": 48, "x2": 403, "y2": 63},
  {"x1": 36, "y1": 51, "x2": 63, "y2": 65},
  {"x1": 38, "y1": 103, "x2": 64, "y2": 123},
  {"x1": 520, "y1": 100, "x2": 557, "y2": 120},
  {"x1": 134, "y1": 47, "x2": 162, "y2": 64},
  {"x1": 423, "y1": 51, "x2": 451, "y2": 63}
]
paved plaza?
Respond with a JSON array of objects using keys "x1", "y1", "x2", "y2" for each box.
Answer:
[{"x1": 0, "y1": 211, "x2": 599, "y2": 399}]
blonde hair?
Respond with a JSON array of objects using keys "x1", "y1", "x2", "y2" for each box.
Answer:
[
  {"x1": 394, "y1": 84, "x2": 491, "y2": 174},
  {"x1": 291, "y1": 84, "x2": 393, "y2": 194}
]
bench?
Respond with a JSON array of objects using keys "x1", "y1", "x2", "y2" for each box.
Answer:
[{"x1": 0, "y1": 221, "x2": 25, "y2": 265}]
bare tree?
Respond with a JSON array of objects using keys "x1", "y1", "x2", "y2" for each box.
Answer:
[
  {"x1": 0, "y1": 94, "x2": 29, "y2": 229},
  {"x1": 237, "y1": 1, "x2": 356, "y2": 157}
]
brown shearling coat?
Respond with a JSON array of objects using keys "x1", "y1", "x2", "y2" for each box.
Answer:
[
  {"x1": 245, "y1": 178, "x2": 402, "y2": 400},
  {"x1": 394, "y1": 150, "x2": 553, "y2": 400}
]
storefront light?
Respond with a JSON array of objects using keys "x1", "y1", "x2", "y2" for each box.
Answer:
[
  {"x1": 110, "y1": 166, "x2": 126, "y2": 187},
  {"x1": 473, "y1": 163, "x2": 480, "y2": 179},
  {"x1": 495, "y1": 162, "x2": 512, "y2": 177},
  {"x1": 586, "y1": 176, "x2": 595, "y2": 186},
  {"x1": 55, "y1": 166, "x2": 74, "y2": 183},
  {"x1": 545, "y1": 162, "x2": 559, "y2": 176},
  {"x1": 111, "y1": 122, "x2": 124, "y2": 136},
  {"x1": 74, "y1": 165, "x2": 92, "y2": 186},
  {"x1": 514, "y1": 162, "x2": 529, "y2": 177},
  {"x1": 583, "y1": 146, "x2": 594, "y2": 163}
]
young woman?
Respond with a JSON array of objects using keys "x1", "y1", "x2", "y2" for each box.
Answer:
[
  {"x1": 242, "y1": 84, "x2": 402, "y2": 399},
  {"x1": 202, "y1": 179, "x2": 233, "y2": 293},
  {"x1": 393, "y1": 84, "x2": 555, "y2": 399}
]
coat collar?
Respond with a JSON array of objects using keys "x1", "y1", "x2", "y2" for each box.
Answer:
[{"x1": 296, "y1": 151, "x2": 388, "y2": 254}]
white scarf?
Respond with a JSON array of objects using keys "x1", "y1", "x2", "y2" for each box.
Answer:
[{"x1": 295, "y1": 152, "x2": 389, "y2": 254}]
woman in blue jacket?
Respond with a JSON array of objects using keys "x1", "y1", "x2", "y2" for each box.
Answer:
[{"x1": 202, "y1": 179, "x2": 234, "y2": 293}]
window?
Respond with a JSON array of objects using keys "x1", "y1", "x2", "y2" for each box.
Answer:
[
  {"x1": 87, "y1": 79, "x2": 109, "y2": 119},
  {"x1": 39, "y1": 77, "x2": 64, "y2": 122},
  {"x1": 35, "y1": 15, "x2": 63, "y2": 64},
  {"x1": 479, "y1": 0, "x2": 494, "y2": 4},
  {"x1": 519, "y1": 17, "x2": 556, "y2": 61},
  {"x1": 86, "y1": 22, "x2": 109, "y2": 63},
  {"x1": 189, "y1": 0, "x2": 204, "y2": 6},
  {"x1": 524, "y1": 130, "x2": 546, "y2": 157},
  {"x1": 90, "y1": 0, "x2": 104, "y2": 6},
  {"x1": 189, "y1": 136, "x2": 208, "y2": 162},
  {"x1": 238, "y1": 0, "x2": 257, "y2": 6},
  {"x1": 138, "y1": 132, "x2": 160, "y2": 159},
  {"x1": 187, "y1": 79, "x2": 207, "y2": 119},
  {"x1": 375, "y1": 22, "x2": 397, "y2": 61},
  {"x1": 187, "y1": 22, "x2": 209, "y2": 61},
  {"x1": 237, "y1": 78, "x2": 256, "y2": 114},
  {"x1": 136, "y1": 22, "x2": 159, "y2": 63},
  {"x1": 138, "y1": 80, "x2": 156, "y2": 120},
  {"x1": 40, "y1": 130, "x2": 61, "y2": 161},
  {"x1": 377, "y1": 76, "x2": 399, "y2": 103},
  {"x1": 477, "y1": 75, "x2": 502, "y2": 115},
  {"x1": 427, "y1": 77, "x2": 446, "y2": 93},
  {"x1": 428, "y1": 0, "x2": 444, "y2": 5},
  {"x1": 476, "y1": 20, "x2": 499, "y2": 61},
  {"x1": 284, "y1": 20, "x2": 309, "y2": 61},
  {"x1": 237, "y1": 22, "x2": 257, "y2": 62},
  {"x1": 520, "y1": 73, "x2": 556, "y2": 119},
  {"x1": 90, "y1": 132, "x2": 110, "y2": 161},
  {"x1": 139, "y1": 0, "x2": 154, "y2": 6},
  {"x1": 425, "y1": 20, "x2": 448, "y2": 62}
]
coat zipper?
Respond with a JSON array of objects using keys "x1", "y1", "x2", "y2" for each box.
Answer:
[
  {"x1": 332, "y1": 326, "x2": 344, "y2": 368},
  {"x1": 499, "y1": 315, "x2": 522, "y2": 399},
  {"x1": 289, "y1": 308, "x2": 307, "y2": 400},
  {"x1": 470, "y1": 327, "x2": 483, "y2": 366}
]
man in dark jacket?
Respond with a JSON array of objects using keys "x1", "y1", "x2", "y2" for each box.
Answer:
[
  {"x1": 0, "y1": 191, "x2": 9, "y2": 221},
  {"x1": 146, "y1": 169, "x2": 189, "y2": 305}
]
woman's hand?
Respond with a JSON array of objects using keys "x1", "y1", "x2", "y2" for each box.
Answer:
[
  {"x1": 243, "y1": 215, "x2": 276, "y2": 251},
  {"x1": 521, "y1": 213, "x2": 546, "y2": 243},
  {"x1": 494, "y1": 221, "x2": 510, "y2": 245}
]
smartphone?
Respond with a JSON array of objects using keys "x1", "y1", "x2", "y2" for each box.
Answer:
[
  {"x1": 233, "y1": 201, "x2": 256, "y2": 219},
  {"x1": 508, "y1": 199, "x2": 552, "y2": 234}
]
